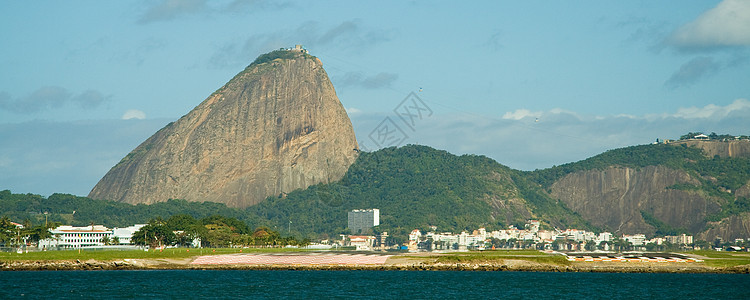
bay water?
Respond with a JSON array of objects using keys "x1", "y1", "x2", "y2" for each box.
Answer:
[{"x1": 1, "y1": 270, "x2": 748, "y2": 299}]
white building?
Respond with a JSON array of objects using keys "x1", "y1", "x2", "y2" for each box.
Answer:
[
  {"x1": 39, "y1": 225, "x2": 113, "y2": 249},
  {"x1": 112, "y1": 224, "x2": 146, "y2": 245},
  {"x1": 348, "y1": 209, "x2": 380, "y2": 234},
  {"x1": 596, "y1": 232, "x2": 613, "y2": 243},
  {"x1": 346, "y1": 235, "x2": 376, "y2": 251},
  {"x1": 665, "y1": 234, "x2": 693, "y2": 245},
  {"x1": 39, "y1": 224, "x2": 146, "y2": 250},
  {"x1": 622, "y1": 234, "x2": 647, "y2": 246}
]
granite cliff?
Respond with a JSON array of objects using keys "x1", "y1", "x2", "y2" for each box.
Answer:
[
  {"x1": 544, "y1": 140, "x2": 750, "y2": 241},
  {"x1": 89, "y1": 49, "x2": 359, "y2": 208}
]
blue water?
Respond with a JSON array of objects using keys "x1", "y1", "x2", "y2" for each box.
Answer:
[{"x1": 1, "y1": 270, "x2": 748, "y2": 299}]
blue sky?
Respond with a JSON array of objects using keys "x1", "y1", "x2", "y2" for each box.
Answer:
[{"x1": 1, "y1": 0, "x2": 749, "y2": 197}]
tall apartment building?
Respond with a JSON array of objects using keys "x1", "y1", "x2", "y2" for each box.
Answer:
[{"x1": 348, "y1": 209, "x2": 380, "y2": 234}]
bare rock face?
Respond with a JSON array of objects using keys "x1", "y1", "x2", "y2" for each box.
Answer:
[
  {"x1": 671, "y1": 140, "x2": 750, "y2": 158},
  {"x1": 89, "y1": 51, "x2": 359, "y2": 208},
  {"x1": 549, "y1": 165, "x2": 721, "y2": 236},
  {"x1": 700, "y1": 212, "x2": 750, "y2": 242}
]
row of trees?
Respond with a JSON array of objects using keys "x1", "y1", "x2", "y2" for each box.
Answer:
[
  {"x1": 131, "y1": 215, "x2": 309, "y2": 248},
  {"x1": 0, "y1": 216, "x2": 54, "y2": 248},
  {"x1": 679, "y1": 132, "x2": 749, "y2": 141}
]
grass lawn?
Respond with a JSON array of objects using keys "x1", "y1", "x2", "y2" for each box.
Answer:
[
  {"x1": 429, "y1": 250, "x2": 570, "y2": 266},
  {"x1": 685, "y1": 250, "x2": 750, "y2": 268},
  {"x1": 0, "y1": 247, "x2": 307, "y2": 262}
]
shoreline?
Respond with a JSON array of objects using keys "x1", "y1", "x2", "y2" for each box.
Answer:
[{"x1": 3, "y1": 258, "x2": 749, "y2": 274}]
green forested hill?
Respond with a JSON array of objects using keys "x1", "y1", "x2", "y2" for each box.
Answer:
[
  {"x1": 248, "y1": 145, "x2": 591, "y2": 240},
  {"x1": 526, "y1": 143, "x2": 750, "y2": 222},
  {"x1": 3, "y1": 141, "x2": 749, "y2": 241},
  {"x1": 526, "y1": 144, "x2": 706, "y2": 189},
  {"x1": 0, "y1": 190, "x2": 250, "y2": 229},
  {"x1": 0, "y1": 145, "x2": 591, "y2": 241}
]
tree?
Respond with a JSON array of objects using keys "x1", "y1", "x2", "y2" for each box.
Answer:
[
  {"x1": 132, "y1": 222, "x2": 176, "y2": 248},
  {"x1": 201, "y1": 223, "x2": 235, "y2": 248},
  {"x1": 584, "y1": 241, "x2": 596, "y2": 251},
  {"x1": 25, "y1": 225, "x2": 52, "y2": 245}
]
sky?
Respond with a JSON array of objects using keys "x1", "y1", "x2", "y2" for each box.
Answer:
[{"x1": 1, "y1": 0, "x2": 749, "y2": 197}]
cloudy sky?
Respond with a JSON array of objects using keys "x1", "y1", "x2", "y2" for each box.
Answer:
[{"x1": 1, "y1": 0, "x2": 749, "y2": 197}]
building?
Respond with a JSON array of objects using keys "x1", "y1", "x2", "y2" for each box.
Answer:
[
  {"x1": 38, "y1": 224, "x2": 147, "y2": 250},
  {"x1": 348, "y1": 209, "x2": 380, "y2": 234},
  {"x1": 346, "y1": 235, "x2": 377, "y2": 251},
  {"x1": 526, "y1": 220, "x2": 540, "y2": 233},
  {"x1": 112, "y1": 224, "x2": 146, "y2": 245},
  {"x1": 665, "y1": 234, "x2": 693, "y2": 245},
  {"x1": 622, "y1": 234, "x2": 647, "y2": 246},
  {"x1": 39, "y1": 225, "x2": 113, "y2": 249}
]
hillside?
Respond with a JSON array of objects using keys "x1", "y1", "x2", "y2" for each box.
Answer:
[
  {"x1": 248, "y1": 145, "x2": 592, "y2": 240},
  {"x1": 532, "y1": 140, "x2": 750, "y2": 241},
  {"x1": 3, "y1": 140, "x2": 749, "y2": 242}
]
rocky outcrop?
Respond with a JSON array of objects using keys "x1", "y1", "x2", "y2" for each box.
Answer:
[
  {"x1": 549, "y1": 165, "x2": 721, "y2": 236},
  {"x1": 89, "y1": 50, "x2": 359, "y2": 208},
  {"x1": 671, "y1": 140, "x2": 750, "y2": 158},
  {"x1": 699, "y1": 212, "x2": 750, "y2": 242}
]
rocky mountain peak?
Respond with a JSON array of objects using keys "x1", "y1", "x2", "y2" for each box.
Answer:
[{"x1": 89, "y1": 49, "x2": 359, "y2": 208}]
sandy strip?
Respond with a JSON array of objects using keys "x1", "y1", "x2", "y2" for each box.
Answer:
[{"x1": 191, "y1": 253, "x2": 391, "y2": 265}]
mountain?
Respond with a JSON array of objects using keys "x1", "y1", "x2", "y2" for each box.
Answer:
[
  {"x1": 4, "y1": 139, "x2": 749, "y2": 242},
  {"x1": 248, "y1": 141, "x2": 750, "y2": 241},
  {"x1": 532, "y1": 140, "x2": 750, "y2": 241},
  {"x1": 88, "y1": 49, "x2": 359, "y2": 208},
  {"x1": 248, "y1": 145, "x2": 593, "y2": 240}
]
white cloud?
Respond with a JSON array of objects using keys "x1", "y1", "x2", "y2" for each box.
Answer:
[
  {"x1": 501, "y1": 109, "x2": 542, "y2": 120},
  {"x1": 346, "y1": 107, "x2": 362, "y2": 114},
  {"x1": 122, "y1": 109, "x2": 146, "y2": 120},
  {"x1": 351, "y1": 100, "x2": 750, "y2": 170},
  {"x1": 669, "y1": 98, "x2": 750, "y2": 119},
  {"x1": 667, "y1": 0, "x2": 750, "y2": 50}
]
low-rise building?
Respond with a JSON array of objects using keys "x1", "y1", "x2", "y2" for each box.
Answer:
[
  {"x1": 40, "y1": 225, "x2": 112, "y2": 249},
  {"x1": 112, "y1": 224, "x2": 146, "y2": 245},
  {"x1": 623, "y1": 234, "x2": 647, "y2": 246},
  {"x1": 346, "y1": 235, "x2": 376, "y2": 251}
]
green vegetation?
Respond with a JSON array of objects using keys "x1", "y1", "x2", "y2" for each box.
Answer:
[
  {"x1": 526, "y1": 138, "x2": 750, "y2": 226},
  {"x1": 527, "y1": 144, "x2": 706, "y2": 188},
  {"x1": 0, "y1": 191, "x2": 251, "y2": 229},
  {"x1": 433, "y1": 250, "x2": 570, "y2": 266},
  {"x1": 509, "y1": 172, "x2": 594, "y2": 231},
  {"x1": 129, "y1": 215, "x2": 308, "y2": 248},
  {"x1": 0, "y1": 247, "x2": 306, "y2": 262},
  {"x1": 3, "y1": 135, "x2": 750, "y2": 244},
  {"x1": 686, "y1": 250, "x2": 750, "y2": 268},
  {"x1": 247, "y1": 49, "x2": 315, "y2": 68},
  {"x1": 248, "y1": 145, "x2": 590, "y2": 240},
  {"x1": 0, "y1": 216, "x2": 52, "y2": 248},
  {"x1": 640, "y1": 211, "x2": 687, "y2": 236},
  {"x1": 679, "y1": 132, "x2": 749, "y2": 140}
]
